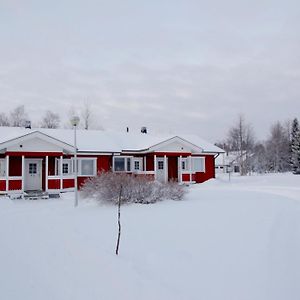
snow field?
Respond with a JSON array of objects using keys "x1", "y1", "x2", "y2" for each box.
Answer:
[{"x1": 0, "y1": 173, "x2": 299, "y2": 300}]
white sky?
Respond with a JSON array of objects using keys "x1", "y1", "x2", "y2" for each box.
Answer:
[{"x1": 1, "y1": 0, "x2": 300, "y2": 142}]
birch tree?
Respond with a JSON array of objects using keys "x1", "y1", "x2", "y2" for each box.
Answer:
[
  {"x1": 226, "y1": 115, "x2": 255, "y2": 175},
  {"x1": 0, "y1": 112, "x2": 10, "y2": 126},
  {"x1": 266, "y1": 122, "x2": 290, "y2": 172},
  {"x1": 81, "y1": 102, "x2": 91, "y2": 130},
  {"x1": 10, "y1": 105, "x2": 28, "y2": 127},
  {"x1": 41, "y1": 110, "x2": 60, "y2": 128}
]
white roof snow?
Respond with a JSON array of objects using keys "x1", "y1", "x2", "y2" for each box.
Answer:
[{"x1": 0, "y1": 127, "x2": 224, "y2": 153}]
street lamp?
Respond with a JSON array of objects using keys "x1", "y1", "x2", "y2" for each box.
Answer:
[{"x1": 71, "y1": 116, "x2": 80, "y2": 207}]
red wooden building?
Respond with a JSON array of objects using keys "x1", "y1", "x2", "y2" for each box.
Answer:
[{"x1": 0, "y1": 127, "x2": 224, "y2": 196}]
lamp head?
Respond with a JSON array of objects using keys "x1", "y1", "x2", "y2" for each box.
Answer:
[{"x1": 71, "y1": 116, "x2": 80, "y2": 127}]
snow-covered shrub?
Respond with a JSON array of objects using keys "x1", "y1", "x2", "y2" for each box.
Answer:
[
  {"x1": 159, "y1": 180, "x2": 187, "y2": 201},
  {"x1": 81, "y1": 172, "x2": 187, "y2": 204}
]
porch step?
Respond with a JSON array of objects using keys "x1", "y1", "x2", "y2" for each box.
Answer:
[{"x1": 24, "y1": 190, "x2": 49, "y2": 200}]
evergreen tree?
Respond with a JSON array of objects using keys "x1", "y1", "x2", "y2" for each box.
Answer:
[{"x1": 291, "y1": 118, "x2": 300, "y2": 174}]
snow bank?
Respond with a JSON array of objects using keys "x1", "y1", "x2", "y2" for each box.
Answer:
[{"x1": 0, "y1": 173, "x2": 299, "y2": 300}]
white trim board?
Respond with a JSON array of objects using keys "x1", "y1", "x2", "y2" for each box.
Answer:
[{"x1": 0, "y1": 131, "x2": 74, "y2": 153}]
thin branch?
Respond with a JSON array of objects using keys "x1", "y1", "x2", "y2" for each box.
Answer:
[{"x1": 115, "y1": 185, "x2": 122, "y2": 255}]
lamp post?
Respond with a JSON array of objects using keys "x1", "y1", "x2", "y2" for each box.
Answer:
[{"x1": 71, "y1": 116, "x2": 80, "y2": 207}]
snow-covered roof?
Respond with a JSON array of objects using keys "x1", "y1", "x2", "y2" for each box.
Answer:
[{"x1": 0, "y1": 127, "x2": 224, "y2": 153}]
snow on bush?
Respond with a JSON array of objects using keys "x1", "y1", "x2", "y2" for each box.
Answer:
[{"x1": 81, "y1": 172, "x2": 187, "y2": 204}]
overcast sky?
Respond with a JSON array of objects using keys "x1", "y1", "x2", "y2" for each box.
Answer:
[{"x1": 1, "y1": 0, "x2": 300, "y2": 142}]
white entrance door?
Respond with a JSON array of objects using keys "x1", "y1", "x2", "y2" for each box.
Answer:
[
  {"x1": 156, "y1": 157, "x2": 167, "y2": 182},
  {"x1": 25, "y1": 159, "x2": 42, "y2": 191}
]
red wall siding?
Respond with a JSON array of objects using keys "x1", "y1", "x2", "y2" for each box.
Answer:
[
  {"x1": 63, "y1": 179, "x2": 75, "y2": 189},
  {"x1": 182, "y1": 174, "x2": 191, "y2": 182},
  {"x1": 146, "y1": 155, "x2": 154, "y2": 171},
  {"x1": 97, "y1": 156, "x2": 111, "y2": 173},
  {"x1": 48, "y1": 157, "x2": 56, "y2": 176},
  {"x1": 0, "y1": 180, "x2": 6, "y2": 191},
  {"x1": 9, "y1": 157, "x2": 22, "y2": 176},
  {"x1": 78, "y1": 177, "x2": 88, "y2": 189},
  {"x1": 168, "y1": 157, "x2": 178, "y2": 181},
  {"x1": 193, "y1": 155, "x2": 215, "y2": 183},
  {"x1": 48, "y1": 179, "x2": 60, "y2": 189},
  {"x1": 9, "y1": 180, "x2": 22, "y2": 190}
]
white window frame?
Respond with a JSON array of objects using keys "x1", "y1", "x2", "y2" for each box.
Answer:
[
  {"x1": 113, "y1": 156, "x2": 134, "y2": 173},
  {"x1": 55, "y1": 158, "x2": 73, "y2": 175},
  {"x1": 28, "y1": 162, "x2": 38, "y2": 175},
  {"x1": 133, "y1": 157, "x2": 143, "y2": 172},
  {"x1": 158, "y1": 160, "x2": 164, "y2": 170},
  {"x1": 191, "y1": 157, "x2": 205, "y2": 172},
  {"x1": 181, "y1": 158, "x2": 188, "y2": 170},
  {"x1": 77, "y1": 158, "x2": 97, "y2": 177},
  {"x1": 0, "y1": 159, "x2": 6, "y2": 177},
  {"x1": 62, "y1": 162, "x2": 70, "y2": 175}
]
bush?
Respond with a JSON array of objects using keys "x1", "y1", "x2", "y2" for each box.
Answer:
[{"x1": 81, "y1": 172, "x2": 187, "y2": 204}]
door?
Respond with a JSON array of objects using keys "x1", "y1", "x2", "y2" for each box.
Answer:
[
  {"x1": 168, "y1": 157, "x2": 178, "y2": 181},
  {"x1": 25, "y1": 159, "x2": 42, "y2": 191},
  {"x1": 156, "y1": 157, "x2": 167, "y2": 182}
]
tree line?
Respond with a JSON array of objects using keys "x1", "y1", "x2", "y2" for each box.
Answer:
[
  {"x1": 216, "y1": 115, "x2": 300, "y2": 175},
  {"x1": 1, "y1": 106, "x2": 299, "y2": 175},
  {"x1": 0, "y1": 103, "x2": 100, "y2": 130}
]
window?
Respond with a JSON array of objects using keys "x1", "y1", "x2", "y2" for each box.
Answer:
[
  {"x1": 79, "y1": 159, "x2": 96, "y2": 176},
  {"x1": 127, "y1": 158, "x2": 131, "y2": 172},
  {"x1": 56, "y1": 158, "x2": 96, "y2": 176},
  {"x1": 133, "y1": 158, "x2": 143, "y2": 171},
  {"x1": 158, "y1": 161, "x2": 164, "y2": 170},
  {"x1": 134, "y1": 161, "x2": 140, "y2": 170},
  {"x1": 55, "y1": 159, "x2": 72, "y2": 175},
  {"x1": 29, "y1": 163, "x2": 37, "y2": 174},
  {"x1": 0, "y1": 159, "x2": 6, "y2": 177},
  {"x1": 113, "y1": 156, "x2": 133, "y2": 172},
  {"x1": 79, "y1": 159, "x2": 95, "y2": 176},
  {"x1": 191, "y1": 157, "x2": 205, "y2": 172},
  {"x1": 114, "y1": 157, "x2": 125, "y2": 171},
  {"x1": 62, "y1": 163, "x2": 69, "y2": 174},
  {"x1": 181, "y1": 158, "x2": 188, "y2": 170}
]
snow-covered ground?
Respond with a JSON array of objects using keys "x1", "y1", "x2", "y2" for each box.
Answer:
[{"x1": 0, "y1": 173, "x2": 300, "y2": 300}]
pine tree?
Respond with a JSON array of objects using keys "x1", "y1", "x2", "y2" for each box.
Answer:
[{"x1": 291, "y1": 118, "x2": 300, "y2": 174}]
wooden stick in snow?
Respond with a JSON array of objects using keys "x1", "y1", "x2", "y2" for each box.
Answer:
[{"x1": 115, "y1": 185, "x2": 122, "y2": 255}]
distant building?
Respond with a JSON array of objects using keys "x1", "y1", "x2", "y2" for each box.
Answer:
[{"x1": 215, "y1": 151, "x2": 249, "y2": 174}]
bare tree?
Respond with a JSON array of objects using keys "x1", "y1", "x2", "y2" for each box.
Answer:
[
  {"x1": 251, "y1": 142, "x2": 268, "y2": 173},
  {"x1": 284, "y1": 119, "x2": 292, "y2": 143},
  {"x1": 226, "y1": 115, "x2": 255, "y2": 175},
  {"x1": 81, "y1": 172, "x2": 186, "y2": 255},
  {"x1": 0, "y1": 112, "x2": 10, "y2": 126},
  {"x1": 10, "y1": 105, "x2": 28, "y2": 127},
  {"x1": 40, "y1": 110, "x2": 60, "y2": 128},
  {"x1": 80, "y1": 101, "x2": 104, "y2": 130},
  {"x1": 266, "y1": 121, "x2": 290, "y2": 172},
  {"x1": 81, "y1": 101, "x2": 91, "y2": 130}
]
